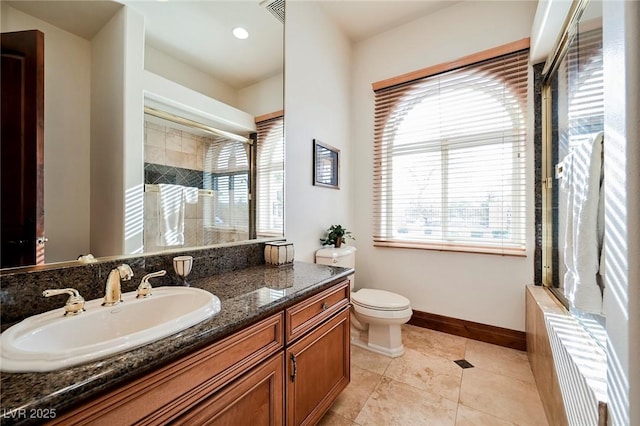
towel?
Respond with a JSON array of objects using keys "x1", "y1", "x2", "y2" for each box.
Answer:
[
  {"x1": 184, "y1": 186, "x2": 199, "y2": 204},
  {"x1": 561, "y1": 132, "x2": 604, "y2": 315},
  {"x1": 157, "y1": 184, "x2": 186, "y2": 246}
]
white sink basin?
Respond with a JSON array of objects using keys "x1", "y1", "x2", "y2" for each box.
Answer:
[{"x1": 0, "y1": 286, "x2": 221, "y2": 372}]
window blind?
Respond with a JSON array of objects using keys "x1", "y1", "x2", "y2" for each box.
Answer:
[
  {"x1": 204, "y1": 138, "x2": 249, "y2": 232},
  {"x1": 373, "y1": 45, "x2": 529, "y2": 255},
  {"x1": 256, "y1": 114, "x2": 284, "y2": 236}
]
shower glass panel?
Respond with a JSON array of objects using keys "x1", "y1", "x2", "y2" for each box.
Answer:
[
  {"x1": 555, "y1": 22, "x2": 604, "y2": 292},
  {"x1": 546, "y1": 0, "x2": 605, "y2": 346},
  {"x1": 143, "y1": 115, "x2": 250, "y2": 252}
]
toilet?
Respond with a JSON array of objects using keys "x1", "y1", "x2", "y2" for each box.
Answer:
[{"x1": 315, "y1": 246, "x2": 412, "y2": 358}]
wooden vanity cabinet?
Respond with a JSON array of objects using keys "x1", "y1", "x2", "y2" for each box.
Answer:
[
  {"x1": 285, "y1": 280, "x2": 350, "y2": 342},
  {"x1": 285, "y1": 280, "x2": 351, "y2": 426},
  {"x1": 286, "y1": 308, "x2": 350, "y2": 426},
  {"x1": 48, "y1": 313, "x2": 284, "y2": 426},
  {"x1": 47, "y1": 279, "x2": 351, "y2": 426}
]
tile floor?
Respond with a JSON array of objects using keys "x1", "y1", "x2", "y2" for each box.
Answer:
[{"x1": 319, "y1": 324, "x2": 548, "y2": 426}]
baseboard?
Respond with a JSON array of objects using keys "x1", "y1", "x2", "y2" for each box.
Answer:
[{"x1": 408, "y1": 310, "x2": 526, "y2": 351}]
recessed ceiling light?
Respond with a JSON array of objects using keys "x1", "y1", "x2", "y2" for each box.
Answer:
[{"x1": 232, "y1": 27, "x2": 249, "y2": 40}]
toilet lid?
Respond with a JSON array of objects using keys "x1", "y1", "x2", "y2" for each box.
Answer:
[{"x1": 352, "y1": 289, "x2": 410, "y2": 311}]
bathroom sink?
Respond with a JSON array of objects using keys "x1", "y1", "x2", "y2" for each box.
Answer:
[{"x1": 0, "y1": 286, "x2": 221, "y2": 372}]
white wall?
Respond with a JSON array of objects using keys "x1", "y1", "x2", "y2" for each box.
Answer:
[
  {"x1": 144, "y1": 45, "x2": 239, "y2": 109},
  {"x1": 146, "y1": 46, "x2": 284, "y2": 120},
  {"x1": 284, "y1": 1, "x2": 352, "y2": 262},
  {"x1": 122, "y1": 7, "x2": 145, "y2": 256},
  {"x1": 2, "y1": 4, "x2": 91, "y2": 263},
  {"x1": 603, "y1": 2, "x2": 640, "y2": 424},
  {"x1": 350, "y1": 1, "x2": 538, "y2": 331},
  {"x1": 90, "y1": 6, "x2": 145, "y2": 257},
  {"x1": 143, "y1": 71, "x2": 256, "y2": 135},
  {"x1": 237, "y1": 72, "x2": 284, "y2": 117}
]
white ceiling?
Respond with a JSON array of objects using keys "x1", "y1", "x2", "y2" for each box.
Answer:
[
  {"x1": 4, "y1": 1, "x2": 123, "y2": 40},
  {"x1": 122, "y1": 0, "x2": 284, "y2": 89},
  {"x1": 6, "y1": 0, "x2": 284, "y2": 89},
  {"x1": 5, "y1": 0, "x2": 457, "y2": 89},
  {"x1": 317, "y1": 0, "x2": 455, "y2": 42}
]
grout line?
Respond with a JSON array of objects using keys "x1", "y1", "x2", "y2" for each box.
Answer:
[
  {"x1": 350, "y1": 371, "x2": 385, "y2": 424},
  {"x1": 458, "y1": 364, "x2": 466, "y2": 404},
  {"x1": 325, "y1": 411, "x2": 354, "y2": 425},
  {"x1": 456, "y1": 367, "x2": 466, "y2": 425},
  {"x1": 346, "y1": 327, "x2": 542, "y2": 426},
  {"x1": 453, "y1": 402, "x2": 461, "y2": 425},
  {"x1": 462, "y1": 335, "x2": 469, "y2": 359},
  {"x1": 457, "y1": 368, "x2": 543, "y2": 425},
  {"x1": 455, "y1": 402, "x2": 520, "y2": 426}
]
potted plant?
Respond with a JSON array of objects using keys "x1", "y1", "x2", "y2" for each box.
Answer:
[{"x1": 320, "y1": 225, "x2": 355, "y2": 248}]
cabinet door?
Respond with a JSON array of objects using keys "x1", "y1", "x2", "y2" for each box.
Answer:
[
  {"x1": 286, "y1": 307, "x2": 350, "y2": 426},
  {"x1": 172, "y1": 352, "x2": 284, "y2": 426}
]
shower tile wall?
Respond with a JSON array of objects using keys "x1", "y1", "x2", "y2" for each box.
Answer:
[
  {"x1": 145, "y1": 121, "x2": 205, "y2": 171},
  {"x1": 143, "y1": 120, "x2": 248, "y2": 252}
]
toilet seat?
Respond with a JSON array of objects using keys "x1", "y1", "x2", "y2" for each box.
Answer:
[
  {"x1": 352, "y1": 303, "x2": 413, "y2": 321},
  {"x1": 352, "y1": 289, "x2": 410, "y2": 311}
]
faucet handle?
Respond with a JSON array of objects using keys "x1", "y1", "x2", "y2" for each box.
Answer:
[
  {"x1": 43, "y1": 288, "x2": 85, "y2": 316},
  {"x1": 117, "y1": 264, "x2": 134, "y2": 281},
  {"x1": 137, "y1": 270, "x2": 167, "y2": 298}
]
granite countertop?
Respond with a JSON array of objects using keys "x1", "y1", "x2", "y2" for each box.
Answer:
[{"x1": 0, "y1": 261, "x2": 353, "y2": 425}]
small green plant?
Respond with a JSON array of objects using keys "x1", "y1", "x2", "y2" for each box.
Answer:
[{"x1": 320, "y1": 225, "x2": 355, "y2": 248}]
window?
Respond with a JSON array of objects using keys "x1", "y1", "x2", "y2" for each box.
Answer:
[
  {"x1": 256, "y1": 114, "x2": 284, "y2": 236},
  {"x1": 204, "y1": 139, "x2": 249, "y2": 235},
  {"x1": 373, "y1": 42, "x2": 529, "y2": 255}
]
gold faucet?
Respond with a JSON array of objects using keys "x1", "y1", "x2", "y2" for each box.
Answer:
[
  {"x1": 42, "y1": 288, "x2": 86, "y2": 316},
  {"x1": 103, "y1": 264, "x2": 133, "y2": 306},
  {"x1": 136, "y1": 270, "x2": 167, "y2": 298}
]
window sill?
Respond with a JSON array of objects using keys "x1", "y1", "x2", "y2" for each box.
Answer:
[{"x1": 373, "y1": 240, "x2": 527, "y2": 257}]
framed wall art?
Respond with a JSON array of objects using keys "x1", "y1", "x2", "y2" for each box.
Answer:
[{"x1": 313, "y1": 139, "x2": 339, "y2": 189}]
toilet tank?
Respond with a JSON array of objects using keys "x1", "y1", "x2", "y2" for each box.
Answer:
[
  {"x1": 315, "y1": 246, "x2": 356, "y2": 268},
  {"x1": 315, "y1": 246, "x2": 356, "y2": 289}
]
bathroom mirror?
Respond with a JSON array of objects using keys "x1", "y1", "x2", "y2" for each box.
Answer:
[
  {"x1": 0, "y1": 0, "x2": 284, "y2": 268},
  {"x1": 541, "y1": 0, "x2": 604, "y2": 318}
]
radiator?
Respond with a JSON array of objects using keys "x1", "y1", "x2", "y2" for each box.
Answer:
[{"x1": 545, "y1": 313, "x2": 607, "y2": 426}]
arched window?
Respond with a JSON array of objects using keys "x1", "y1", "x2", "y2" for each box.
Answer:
[
  {"x1": 203, "y1": 137, "x2": 249, "y2": 236},
  {"x1": 256, "y1": 115, "x2": 284, "y2": 236},
  {"x1": 373, "y1": 47, "x2": 528, "y2": 255}
]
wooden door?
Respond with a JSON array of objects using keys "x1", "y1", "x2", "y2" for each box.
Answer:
[
  {"x1": 1, "y1": 30, "x2": 45, "y2": 268},
  {"x1": 286, "y1": 308, "x2": 350, "y2": 426}
]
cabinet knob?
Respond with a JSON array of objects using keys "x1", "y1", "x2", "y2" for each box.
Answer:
[{"x1": 321, "y1": 302, "x2": 329, "y2": 311}]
